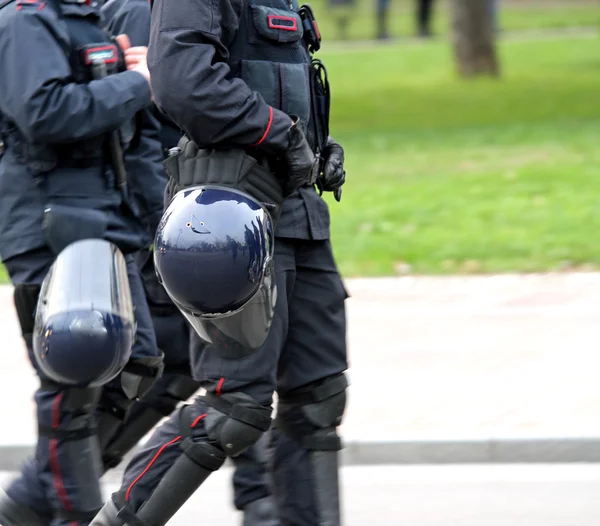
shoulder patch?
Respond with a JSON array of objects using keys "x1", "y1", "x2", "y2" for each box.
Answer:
[{"x1": 15, "y1": 0, "x2": 46, "y2": 10}]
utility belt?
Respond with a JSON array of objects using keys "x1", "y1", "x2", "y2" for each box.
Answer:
[{"x1": 164, "y1": 139, "x2": 285, "y2": 223}]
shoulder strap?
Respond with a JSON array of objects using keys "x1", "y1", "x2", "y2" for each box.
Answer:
[
  {"x1": 0, "y1": 0, "x2": 16, "y2": 10},
  {"x1": 0, "y1": 0, "x2": 63, "y2": 15}
]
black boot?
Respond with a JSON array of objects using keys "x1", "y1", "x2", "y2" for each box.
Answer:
[
  {"x1": 0, "y1": 491, "x2": 49, "y2": 526},
  {"x1": 242, "y1": 497, "x2": 280, "y2": 526}
]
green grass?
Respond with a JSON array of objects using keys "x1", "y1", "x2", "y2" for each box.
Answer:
[
  {"x1": 1, "y1": 32, "x2": 599, "y2": 282},
  {"x1": 320, "y1": 34, "x2": 600, "y2": 276},
  {"x1": 313, "y1": 0, "x2": 598, "y2": 42}
]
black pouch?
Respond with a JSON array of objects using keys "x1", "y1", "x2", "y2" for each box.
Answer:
[
  {"x1": 308, "y1": 58, "x2": 330, "y2": 155},
  {"x1": 42, "y1": 204, "x2": 108, "y2": 255},
  {"x1": 163, "y1": 137, "x2": 285, "y2": 223}
]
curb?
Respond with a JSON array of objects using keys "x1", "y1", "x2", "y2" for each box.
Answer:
[{"x1": 2, "y1": 438, "x2": 600, "y2": 472}]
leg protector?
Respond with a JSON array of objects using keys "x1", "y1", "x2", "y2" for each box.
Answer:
[
  {"x1": 96, "y1": 355, "x2": 164, "y2": 458},
  {"x1": 275, "y1": 373, "x2": 348, "y2": 526},
  {"x1": 106, "y1": 405, "x2": 227, "y2": 526},
  {"x1": 102, "y1": 368, "x2": 199, "y2": 471},
  {"x1": 13, "y1": 283, "x2": 41, "y2": 350},
  {"x1": 103, "y1": 393, "x2": 271, "y2": 526},
  {"x1": 37, "y1": 383, "x2": 104, "y2": 523}
]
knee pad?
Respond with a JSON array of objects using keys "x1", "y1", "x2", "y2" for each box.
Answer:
[
  {"x1": 140, "y1": 365, "x2": 200, "y2": 417},
  {"x1": 37, "y1": 384, "x2": 104, "y2": 522},
  {"x1": 38, "y1": 383, "x2": 101, "y2": 451},
  {"x1": 39, "y1": 383, "x2": 101, "y2": 438},
  {"x1": 101, "y1": 368, "x2": 199, "y2": 471},
  {"x1": 276, "y1": 373, "x2": 348, "y2": 451},
  {"x1": 13, "y1": 283, "x2": 41, "y2": 348},
  {"x1": 111, "y1": 406, "x2": 229, "y2": 526},
  {"x1": 201, "y1": 391, "x2": 273, "y2": 457},
  {"x1": 96, "y1": 355, "x2": 164, "y2": 451}
]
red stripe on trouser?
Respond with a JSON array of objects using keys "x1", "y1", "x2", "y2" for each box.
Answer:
[
  {"x1": 125, "y1": 436, "x2": 183, "y2": 501},
  {"x1": 190, "y1": 413, "x2": 207, "y2": 428},
  {"x1": 216, "y1": 377, "x2": 224, "y2": 396},
  {"x1": 49, "y1": 392, "x2": 76, "y2": 520}
]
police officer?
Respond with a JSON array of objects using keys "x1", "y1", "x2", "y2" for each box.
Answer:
[
  {"x1": 88, "y1": 0, "x2": 349, "y2": 523},
  {"x1": 0, "y1": 0, "x2": 166, "y2": 523},
  {"x1": 416, "y1": 0, "x2": 435, "y2": 38},
  {"x1": 97, "y1": 1, "x2": 281, "y2": 524}
]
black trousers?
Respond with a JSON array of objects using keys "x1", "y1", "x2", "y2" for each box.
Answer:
[{"x1": 117, "y1": 238, "x2": 349, "y2": 526}]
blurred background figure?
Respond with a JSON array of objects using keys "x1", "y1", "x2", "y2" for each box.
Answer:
[
  {"x1": 489, "y1": 0, "x2": 500, "y2": 32},
  {"x1": 328, "y1": 0, "x2": 356, "y2": 40},
  {"x1": 376, "y1": 0, "x2": 391, "y2": 40},
  {"x1": 416, "y1": 0, "x2": 435, "y2": 37}
]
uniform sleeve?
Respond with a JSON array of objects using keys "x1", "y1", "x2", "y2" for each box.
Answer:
[
  {"x1": 148, "y1": 0, "x2": 292, "y2": 153},
  {"x1": 124, "y1": 110, "x2": 166, "y2": 234},
  {"x1": 101, "y1": 0, "x2": 165, "y2": 232},
  {"x1": 102, "y1": 0, "x2": 151, "y2": 47},
  {"x1": 0, "y1": 6, "x2": 152, "y2": 144}
]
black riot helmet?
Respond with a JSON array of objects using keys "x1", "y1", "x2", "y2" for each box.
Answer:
[{"x1": 154, "y1": 186, "x2": 277, "y2": 357}]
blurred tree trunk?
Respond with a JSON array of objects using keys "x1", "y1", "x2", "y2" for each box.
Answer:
[{"x1": 449, "y1": 0, "x2": 500, "y2": 78}]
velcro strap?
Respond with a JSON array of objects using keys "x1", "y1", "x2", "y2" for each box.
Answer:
[
  {"x1": 280, "y1": 374, "x2": 348, "y2": 406},
  {"x1": 230, "y1": 405, "x2": 272, "y2": 432},
  {"x1": 123, "y1": 361, "x2": 162, "y2": 378},
  {"x1": 180, "y1": 438, "x2": 226, "y2": 472},
  {"x1": 202, "y1": 392, "x2": 232, "y2": 415},
  {"x1": 203, "y1": 392, "x2": 271, "y2": 431},
  {"x1": 38, "y1": 425, "x2": 96, "y2": 441},
  {"x1": 148, "y1": 304, "x2": 178, "y2": 317},
  {"x1": 40, "y1": 380, "x2": 61, "y2": 392},
  {"x1": 55, "y1": 507, "x2": 101, "y2": 522},
  {"x1": 303, "y1": 433, "x2": 342, "y2": 451},
  {"x1": 117, "y1": 505, "x2": 149, "y2": 526}
]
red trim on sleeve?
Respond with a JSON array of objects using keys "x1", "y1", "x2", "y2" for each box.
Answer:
[{"x1": 253, "y1": 107, "x2": 273, "y2": 146}]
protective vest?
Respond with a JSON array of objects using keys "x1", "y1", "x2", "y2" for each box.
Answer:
[
  {"x1": 0, "y1": 0, "x2": 134, "y2": 170},
  {"x1": 226, "y1": 0, "x2": 328, "y2": 154}
]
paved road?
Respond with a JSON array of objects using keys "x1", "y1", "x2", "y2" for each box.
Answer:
[
  {"x1": 3, "y1": 464, "x2": 600, "y2": 525},
  {"x1": 2, "y1": 273, "x2": 600, "y2": 463}
]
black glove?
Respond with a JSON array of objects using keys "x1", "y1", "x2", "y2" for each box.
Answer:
[
  {"x1": 280, "y1": 117, "x2": 318, "y2": 196},
  {"x1": 316, "y1": 137, "x2": 345, "y2": 202}
]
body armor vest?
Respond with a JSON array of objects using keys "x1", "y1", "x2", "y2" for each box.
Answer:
[
  {"x1": 226, "y1": 0, "x2": 316, "y2": 149},
  {"x1": 0, "y1": 0, "x2": 134, "y2": 169}
]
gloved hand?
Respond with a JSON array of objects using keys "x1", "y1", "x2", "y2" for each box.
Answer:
[
  {"x1": 316, "y1": 137, "x2": 345, "y2": 202},
  {"x1": 280, "y1": 117, "x2": 318, "y2": 196}
]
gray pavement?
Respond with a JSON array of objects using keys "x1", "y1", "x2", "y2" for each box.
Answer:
[
  {"x1": 1, "y1": 273, "x2": 600, "y2": 465},
  {"x1": 4, "y1": 464, "x2": 600, "y2": 525}
]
